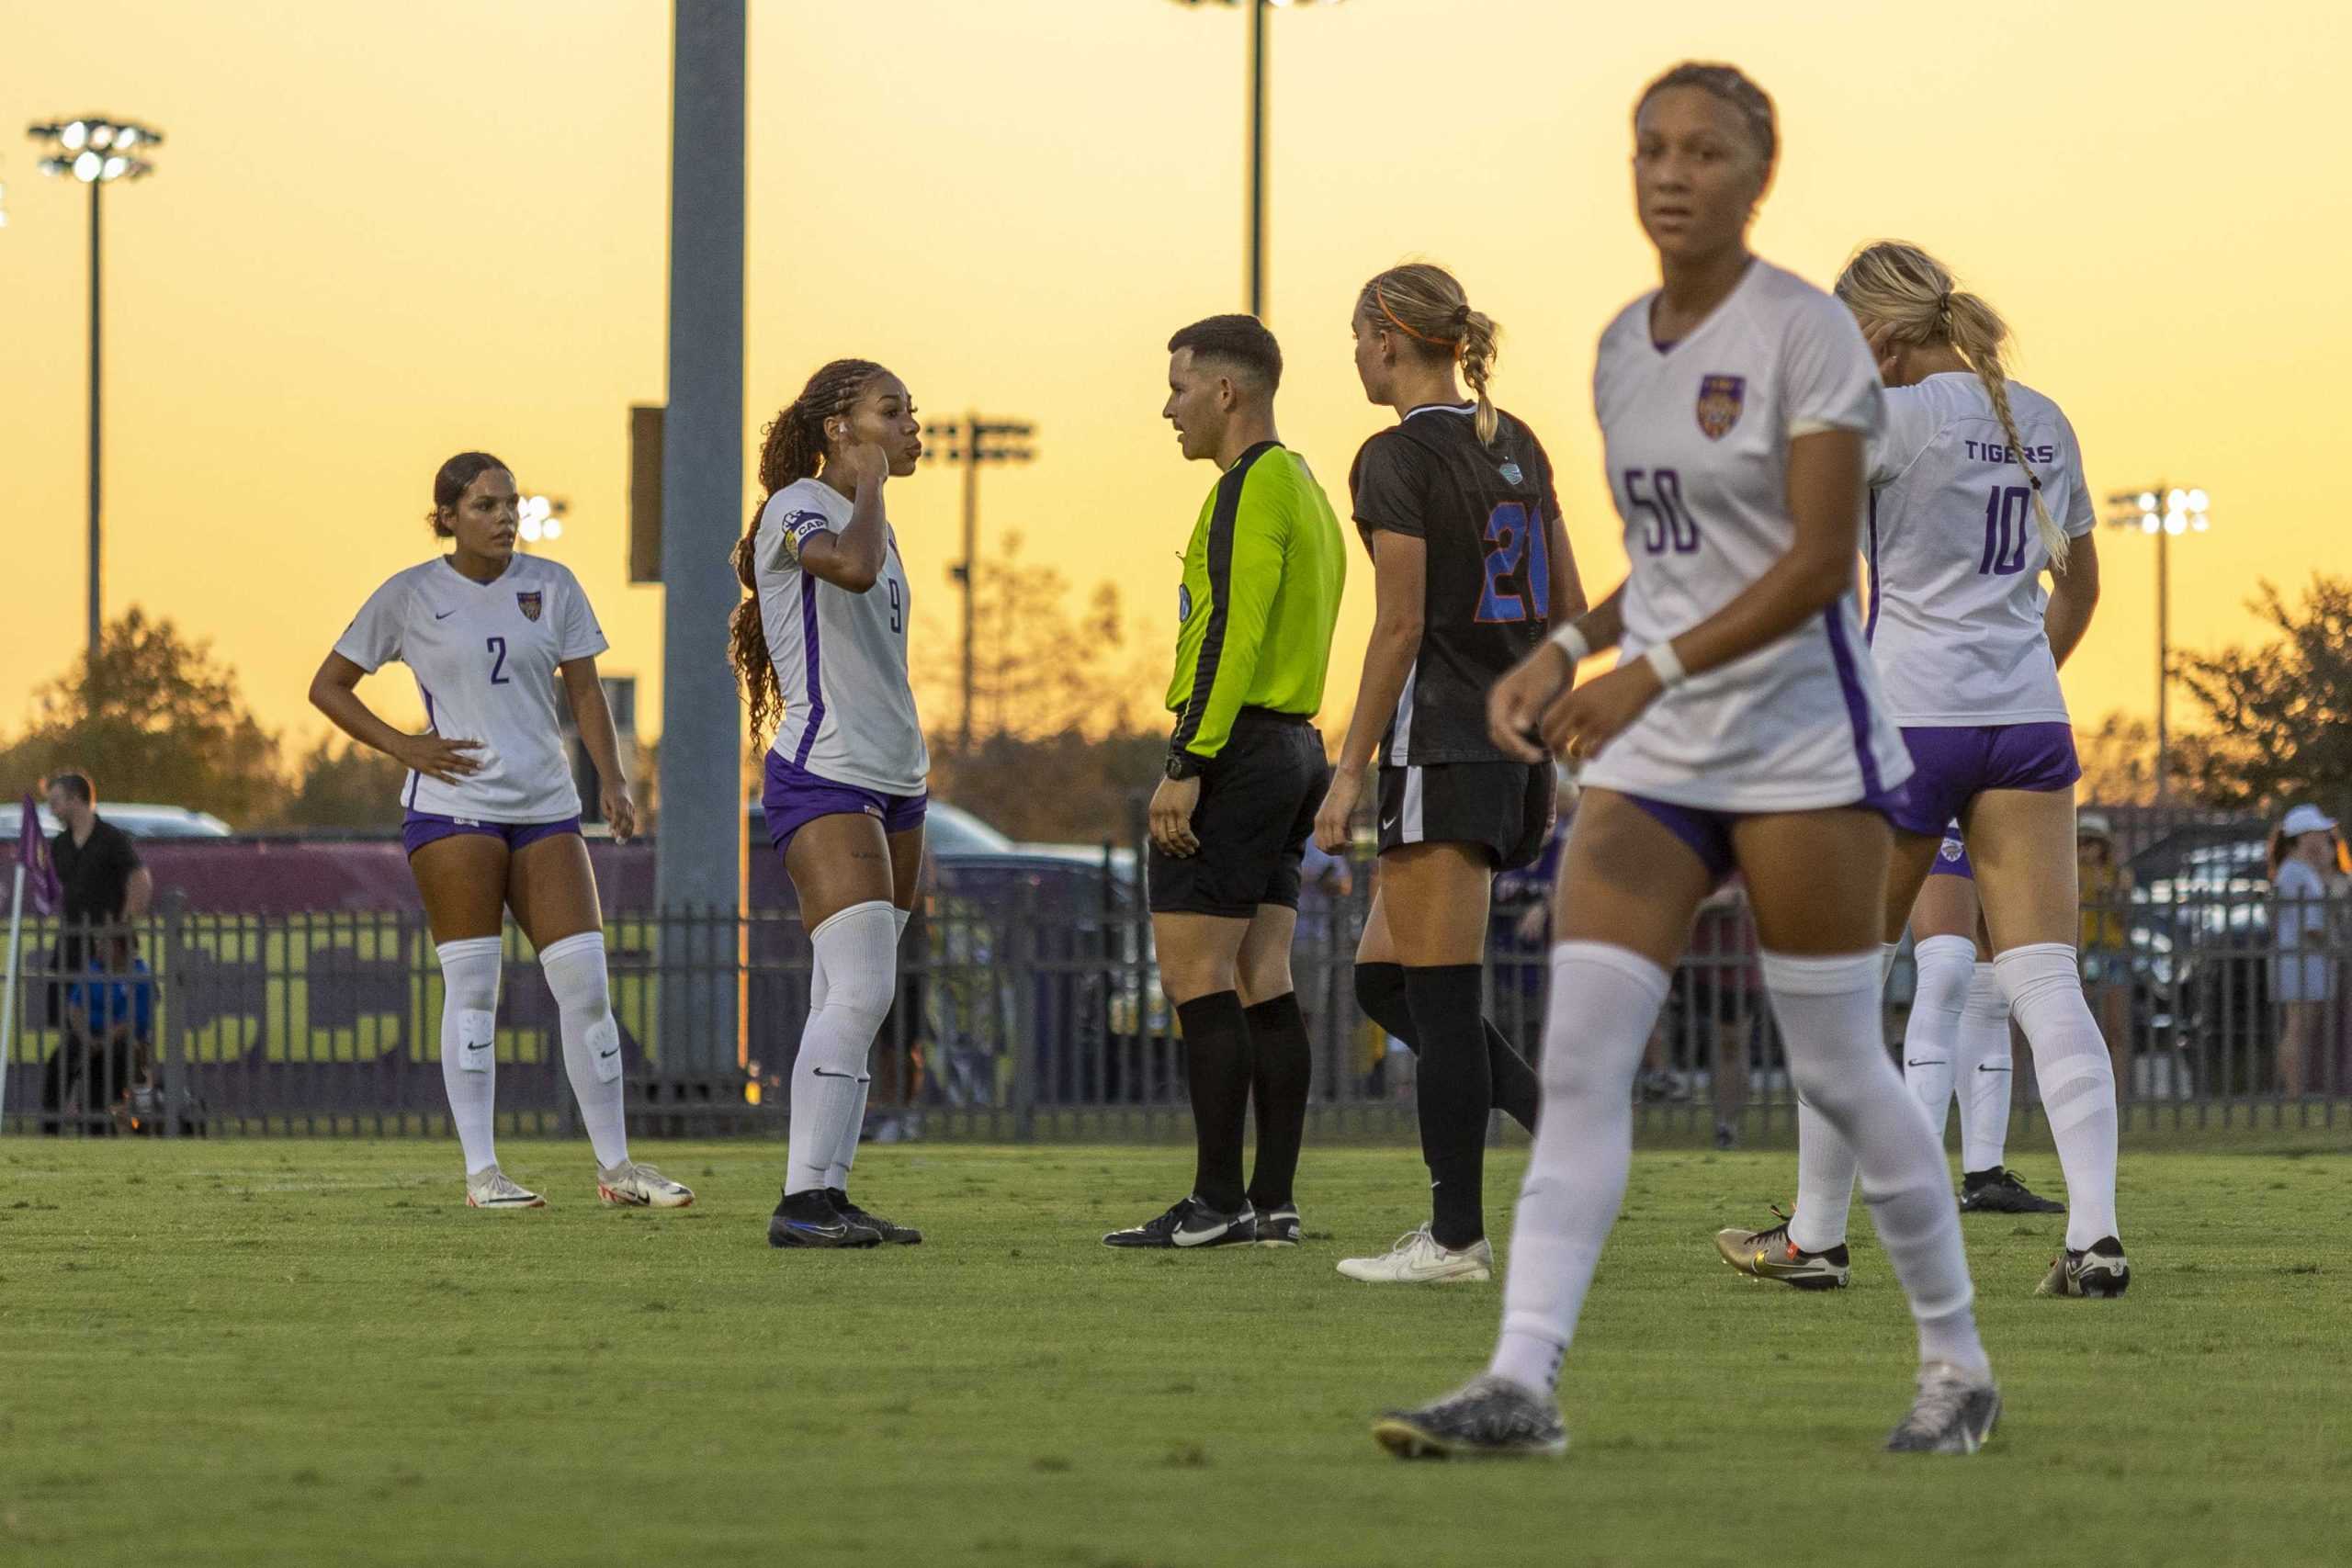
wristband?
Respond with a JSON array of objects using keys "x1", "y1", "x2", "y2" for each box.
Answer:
[
  {"x1": 1548, "y1": 622, "x2": 1591, "y2": 664},
  {"x1": 1645, "y1": 641, "x2": 1689, "y2": 690}
]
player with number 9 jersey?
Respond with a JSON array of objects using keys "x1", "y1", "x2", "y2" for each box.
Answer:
[{"x1": 1582, "y1": 257, "x2": 1912, "y2": 825}]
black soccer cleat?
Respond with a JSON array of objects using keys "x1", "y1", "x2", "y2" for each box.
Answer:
[
  {"x1": 1960, "y1": 1167, "x2": 2065, "y2": 1214},
  {"x1": 767, "y1": 1189, "x2": 882, "y2": 1249},
  {"x1": 829, "y1": 1188, "x2": 922, "y2": 1245},
  {"x1": 1102, "y1": 1195, "x2": 1258, "y2": 1249},
  {"x1": 1885, "y1": 1361, "x2": 2001, "y2": 1454},
  {"x1": 1254, "y1": 1202, "x2": 1302, "y2": 1247},
  {"x1": 1374, "y1": 1375, "x2": 1568, "y2": 1460},
  {"x1": 2036, "y1": 1235, "x2": 2130, "y2": 1298}
]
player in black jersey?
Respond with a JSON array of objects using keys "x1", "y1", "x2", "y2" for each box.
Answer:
[{"x1": 1315, "y1": 263, "x2": 1587, "y2": 1283}]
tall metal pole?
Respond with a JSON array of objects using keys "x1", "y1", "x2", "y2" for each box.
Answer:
[
  {"x1": 86, "y1": 176, "x2": 102, "y2": 671},
  {"x1": 1246, "y1": 0, "x2": 1267, "y2": 320},
  {"x1": 2155, "y1": 503, "x2": 2171, "y2": 803},
  {"x1": 960, "y1": 410, "x2": 979, "y2": 756},
  {"x1": 654, "y1": 0, "x2": 746, "y2": 1077}
]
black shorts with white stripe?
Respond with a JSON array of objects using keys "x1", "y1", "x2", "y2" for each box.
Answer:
[{"x1": 1376, "y1": 761, "x2": 1551, "y2": 872}]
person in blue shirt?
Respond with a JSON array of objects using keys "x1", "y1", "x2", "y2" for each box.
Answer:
[{"x1": 42, "y1": 937, "x2": 154, "y2": 1135}]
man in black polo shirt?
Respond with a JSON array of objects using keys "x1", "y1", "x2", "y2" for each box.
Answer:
[{"x1": 41, "y1": 771, "x2": 152, "y2": 1132}]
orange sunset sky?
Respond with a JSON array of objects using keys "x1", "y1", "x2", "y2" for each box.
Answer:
[{"x1": 6, "y1": 0, "x2": 2347, "y2": 788}]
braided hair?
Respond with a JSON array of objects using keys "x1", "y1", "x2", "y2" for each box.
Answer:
[
  {"x1": 729, "y1": 358, "x2": 890, "y2": 743},
  {"x1": 1834, "y1": 243, "x2": 2066, "y2": 569},
  {"x1": 1359, "y1": 263, "x2": 1504, "y2": 446},
  {"x1": 1636, "y1": 62, "x2": 1777, "y2": 168}
]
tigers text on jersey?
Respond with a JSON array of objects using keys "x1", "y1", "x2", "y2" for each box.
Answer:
[
  {"x1": 1351, "y1": 405, "x2": 1564, "y2": 766},
  {"x1": 334, "y1": 554, "x2": 606, "y2": 821},
  {"x1": 1583, "y1": 259, "x2": 1912, "y2": 813},
  {"x1": 1864, "y1": 373, "x2": 2096, "y2": 726},
  {"x1": 754, "y1": 477, "x2": 929, "y2": 796}
]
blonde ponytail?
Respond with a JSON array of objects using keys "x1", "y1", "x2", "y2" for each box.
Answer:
[
  {"x1": 1360, "y1": 263, "x2": 1505, "y2": 446},
  {"x1": 1836, "y1": 242, "x2": 2067, "y2": 570}
]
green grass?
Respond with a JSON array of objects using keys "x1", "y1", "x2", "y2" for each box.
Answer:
[{"x1": 6, "y1": 1137, "x2": 2349, "y2": 1568}]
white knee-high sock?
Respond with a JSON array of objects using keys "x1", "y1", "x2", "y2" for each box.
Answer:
[
  {"x1": 435, "y1": 937, "x2": 503, "y2": 1175},
  {"x1": 1765, "y1": 951, "x2": 1985, "y2": 1376},
  {"x1": 541, "y1": 931, "x2": 629, "y2": 1169},
  {"x1": 1782, "y1": 942, "x2": 1905, "y2": 1254},
  {"x1": 1956, "y1": 964, "x2": 2015, "y2": 1173},
  {"x1": 787, "y1": 901, "x2": 899, "y2": 1198},
  {"x1": 823, "y1": 907, "x2": 910, "y2": 1190},
  {"x1": 1488, "y1": 942, "x2": 1668, "y2": 1397},
  {"x1": 1995, "y1": 943, "x2": 2120, "y2": 1249},
  {"x1": 1904, "y1": 934, "x2": 1976, "y2": 1139}
]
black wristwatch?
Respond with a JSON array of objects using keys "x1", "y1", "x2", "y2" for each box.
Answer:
[{"x1": 1164, "y1": 750, "x2": 1204, "y2": 782}]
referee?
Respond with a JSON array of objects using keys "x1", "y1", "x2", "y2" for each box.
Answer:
[{"x1": 1104, "y1": 314, "x2": 1345, "y2": 1252}]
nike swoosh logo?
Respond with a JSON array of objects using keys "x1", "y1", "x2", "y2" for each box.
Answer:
[
  {"x1": 597, "y1": 1047, "x2": 617, "y2": 1059},
  {"x1": 781, "y1": 1219, "x2": 847, "y2": 1238},
  {"x1": 1905, "y1": 1058, "x2": 1946, "y2": 1067},
  {"x1": 435, "y1": 609, "x2": 458, "y2": 620},
  {"x1": 465, "y1": 1041, "x2": 491, "y2": 1052},
  {"x1": 1975, "y1": 1065, "x2": 2012, "y2": 1074},
  {"x1": 811, "y1": 1067, "x2": 859, "y2": 1079},
  {"x1": 1172, "y1": 1221, "x2": 1233, "y2": 1247},
  {"x1": 1382, "y1": 816, "x2": 1400, "y2": 830}
]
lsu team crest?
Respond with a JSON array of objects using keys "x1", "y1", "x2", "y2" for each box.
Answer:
[
  {"x1": 1695, "y1": 375, "x2": 1746, "y2": 441},
  {"x1": 515, "y1": 591, "x2": 544, "y2": 622}
]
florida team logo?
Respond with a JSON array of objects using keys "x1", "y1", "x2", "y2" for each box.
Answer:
[
  {"x1": 1497, "y1": 460, "x2": 1524, "y2": 485},
  {"x1": 515, "y1": 591, "x2": 543, "y2": 622},
  {"x1": 1695, "y1": 374, "x2": 1746, "y2": 441}
]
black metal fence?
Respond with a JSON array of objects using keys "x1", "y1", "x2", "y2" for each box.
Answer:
[{"x1": 8, "y1": 878, "x2": 2351, "y2": 1139}]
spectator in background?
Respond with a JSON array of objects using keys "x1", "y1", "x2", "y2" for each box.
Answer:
[
  {"x1": 42, "y1": 934, "x2": 154, "y2": 1134},
  {"x1": 2268, "y1": 804, "x2": 2342, "y2": 1097},
  {"x1": 2075, "y1": 812, "x2": 2133, "y2": 1089},
  {"x1": 42, "y1": 770, "x2": 151, "y2": 1072}
]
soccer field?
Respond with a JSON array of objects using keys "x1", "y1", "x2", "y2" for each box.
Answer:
[{"x1": 6, "y1": 1136, "x2": 2348, "y2": 1568}]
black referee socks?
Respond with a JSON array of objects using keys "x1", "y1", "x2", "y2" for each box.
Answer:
[
  {"x1": 1356, "y1": 962, "x2": 1541, "y2": 1134},
  {"x1": 1404, "y1": 964, "x2": 1499, "y2": 1251},
  {"x1": 1244, "y1": 993, "x2": 1311, "y2": 1213},
  {"x1": 1178, "y1": 991, "x2": 1254, "y2": 1215}
]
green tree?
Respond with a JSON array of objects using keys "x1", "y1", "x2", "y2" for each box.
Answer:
[
  {"x1": 0, "y1": 608, "x2": 287, "y2": 825},
  {"x1": 275, "y1": 737, "x2": 412, "y2": 829},
  {"x1": 2173, "y1": 575, "x2": 2352, "y2": 811}
]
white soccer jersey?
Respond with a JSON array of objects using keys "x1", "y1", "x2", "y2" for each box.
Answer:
[
  {"x1": 1581, "y1": 260, "x2": 1913, "y2": 813},
  {"x1": 1864, "y1": 373, "x2": 2096, "y2": 726},
  {"x1": 334, "y1": 553, "x2": 606, "y2": 821},
  {"x1": 755, "y1": 477, "x2": 929, "y2": 795}
]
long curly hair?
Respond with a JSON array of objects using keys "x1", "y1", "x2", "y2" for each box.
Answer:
[{"x1": 729, "y1": 359, "x2": 890, "y2": 745}]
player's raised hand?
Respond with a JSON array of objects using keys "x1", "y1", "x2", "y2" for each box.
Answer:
[
  {"x1": 1863, "y1": 320, "x2": 1903, "y2": 386},
  {"x1": 1539, "y1": 660, "x2": 1662, "y2": 763},
  {"x1": 602, "y1": 780, "x2": 638, "y2": 844},
  {"x1": 1487, "y1": 642, "x2": 1572, "y2": 762},
  {"x1": 834, "y1": 439, "x2": 892, "y2": 493},
  {"x1": 1312, "y1": 767, "x2": 1364, "y2": 854},
  {"x1": 399, "y1": 734, "x2": 485, "y2": 784}
]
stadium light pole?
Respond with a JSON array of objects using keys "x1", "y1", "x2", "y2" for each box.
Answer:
[
  {"x1": 922, "y1": 415, "x2": 1037, "y2": 755},
  {"x1": 1165, "y1": 0, "x2": 1348, "y2": 321},
  {"x1": 28, "y1": 116, "x2": 164, "y2": 675},
  {"x1": 2101, "y1": 483, "x2": 2211, "y2": 803}
]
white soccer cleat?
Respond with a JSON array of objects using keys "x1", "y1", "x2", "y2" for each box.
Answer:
[
  {"x1": 1337, "y1": 1224, "x2": 1493, "y2": 1283},
  {"x1": 597, "y1": 1160, "x2": 695, "y2": 1209},
  {"x1": 465, "y1": 1166, "x2": 547, "y2": 1210}
]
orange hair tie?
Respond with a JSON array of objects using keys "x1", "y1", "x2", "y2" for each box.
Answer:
[{"x1": 1374, "y1": 283, "x2": 1458, "y2": 349}]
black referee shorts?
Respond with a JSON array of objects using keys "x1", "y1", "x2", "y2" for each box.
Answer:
[
  {"x1": 1376, "y1": 761, "x2": 1552, "y2": 873},
  {"x1": 1148, "y1": 710, "x2": 1329, "y2": 919}
]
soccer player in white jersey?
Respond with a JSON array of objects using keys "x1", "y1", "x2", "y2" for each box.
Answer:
[
  {"x1": 310, "y1": 453, "x2": 691, "y2": 1212},
  {"x1": 729, "y1": 359, "x2": 930, "y2": 1250},
  {"x1": 1717, "y1": 243, "x2": 2126, "y2": 1299},
  {"x1": 1374, "y1": 64, "x2": 1996, "y2": 1461}
]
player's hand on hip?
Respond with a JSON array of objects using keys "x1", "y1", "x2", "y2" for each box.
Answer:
[
  {"x1": 1540, "y1": 661, "x2": 1661, "y2": 762},
  {"x1": 1487, "y1": 643, "x2": 1571, "y2": 762},
  {"x1": 1313, "y1": 767, "x2": 1363, "y2": 854},
  {"x1": 1148, "y1": 776, "x2": 1202, "y2": 858},
  {"x1": 399, "y1": 735, "x2": 484, "y2": 785},
  {"x1": 603, "y1": 782, "x2": 638, "y2": 844}
]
